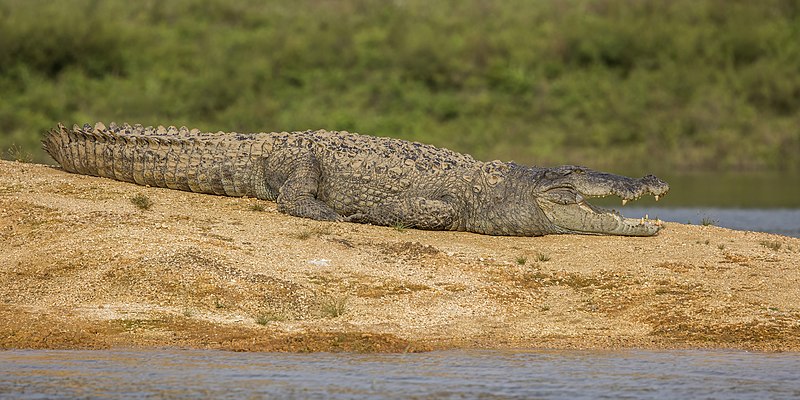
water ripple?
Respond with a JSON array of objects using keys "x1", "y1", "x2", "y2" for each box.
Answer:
[{"x1": 1, "y1": 349, "x2": 799, "y2": 399}]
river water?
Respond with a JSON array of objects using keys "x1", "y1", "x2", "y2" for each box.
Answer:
[
  {"x1": 2, "y1": 208, "x2": 799, "y2": 399},
  {"x1": 623, "y1": 207, "x2": 800, "y2": 238},
  {"x1": 2, "y1": 349, "x2": 799, "y2": 399}
]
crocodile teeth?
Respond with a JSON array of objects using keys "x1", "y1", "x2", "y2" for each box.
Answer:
[
  {"x1": 655, "y1": 195, "x2": 660, "y2": 201},
  {"x1": 622, "y1": 199, "x2": 628, "y2": 206}
]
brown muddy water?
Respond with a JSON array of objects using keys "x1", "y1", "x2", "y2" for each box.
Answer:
[{"x1": 2, "y1": 349, "x2": 800, "y2": 399}]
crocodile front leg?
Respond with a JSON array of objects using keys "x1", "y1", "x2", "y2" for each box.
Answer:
[{"x1": 275, "y1": 155, "x2": 343, "y2": 222}]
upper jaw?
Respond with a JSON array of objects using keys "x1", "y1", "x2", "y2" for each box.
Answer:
[
  {"x1": 540, "y1": 169, "x2": 669, "y2": 206},
  {"x1": 568, "y1": 171, "x2": 670, "y2": 205}
]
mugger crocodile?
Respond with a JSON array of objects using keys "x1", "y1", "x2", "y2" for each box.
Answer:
[{"x1": 43, "y1": 123, "x2": 669, "y2": 236}]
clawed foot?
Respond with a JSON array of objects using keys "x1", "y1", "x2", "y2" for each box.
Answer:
[{"x1": 342, "y1": 213, "x2": 366, "y2": 223}]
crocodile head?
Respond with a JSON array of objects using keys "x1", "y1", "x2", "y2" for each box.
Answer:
[{"x1": 534, "y1": 165, "x2": 669, "y2": 236}]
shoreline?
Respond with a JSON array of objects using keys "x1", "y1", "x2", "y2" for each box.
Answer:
[{"x1": 2, "y1": 160, "x2": 799, "y2": 353}]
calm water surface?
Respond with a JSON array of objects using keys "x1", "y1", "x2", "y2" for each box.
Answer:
[
  {"x1": 2, "y1": 349, "x2": 800, "y2": 399},
  {"x1": 623, "y1": 207, "x2": 800, "y2": 238},
  {"x1": 606, "y1": 173, "x2": 800, "y2": 208}
]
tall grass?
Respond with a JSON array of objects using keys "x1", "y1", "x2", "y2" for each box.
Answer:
[{"x1": 1, "y1": 0, "x2": 798, "y2": 172}]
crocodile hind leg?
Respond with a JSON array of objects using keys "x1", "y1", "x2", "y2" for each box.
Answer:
[{"x1": 345, "y1": 197, "x2": 456, "y2": 230}]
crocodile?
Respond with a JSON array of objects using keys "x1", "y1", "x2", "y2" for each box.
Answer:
[{"x1": 42, "y1": 122, "x2": 669, "y2": 236}]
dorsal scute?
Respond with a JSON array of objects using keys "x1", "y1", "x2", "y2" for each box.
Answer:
[
  {"x1": 92, "y1": 128, "x2": 107, "y2": 142},
  {"x1": 144, "y1": 136, "x2": 160, "y2": 146}
]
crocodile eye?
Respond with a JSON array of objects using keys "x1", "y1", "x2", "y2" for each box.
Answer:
[{"x1": 543, "y1": 188, "x2": 579, "y2": 205}]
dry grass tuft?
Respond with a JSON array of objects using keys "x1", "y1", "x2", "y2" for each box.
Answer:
[{"x1": 130, "y1": 193, "x2": 153, "y2": 210}]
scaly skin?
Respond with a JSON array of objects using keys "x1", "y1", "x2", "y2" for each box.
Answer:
[{"x1": 42, "y1": 122, "x2": 669, "y2": 236}]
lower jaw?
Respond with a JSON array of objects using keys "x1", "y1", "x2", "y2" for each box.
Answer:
[{"x1": 544, "y1": 202, "x2": 663, "y2": 236}]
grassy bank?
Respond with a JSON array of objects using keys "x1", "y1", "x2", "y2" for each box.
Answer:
[{"x1": 1, "y1": 0, "x2": 799, "y2": 172}]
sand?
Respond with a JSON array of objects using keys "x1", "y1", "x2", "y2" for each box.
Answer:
[{"x1": 1, "y1": 159, "x2": 799, "y2": 352}]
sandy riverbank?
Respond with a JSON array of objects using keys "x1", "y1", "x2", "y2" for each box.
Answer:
[{"x1": 2, "y1": 160, "x2": 799, "y2": 352}]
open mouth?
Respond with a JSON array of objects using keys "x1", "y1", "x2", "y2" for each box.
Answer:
[
  {"x1": 537, "y1": 172, "x2": 670, "y2": 236},
  {"x1": 540, "y1": 195, "x2": 666, "y2": 236}
]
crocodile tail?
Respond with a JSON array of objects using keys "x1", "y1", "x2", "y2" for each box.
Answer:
[
  {"x1": 42, "y1": 122, "x2": 269, "y2": 198},
  {"x1": 43, "y1": 123, "x2": 97, "y2": 177}
]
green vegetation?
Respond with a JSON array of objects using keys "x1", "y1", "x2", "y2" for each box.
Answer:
[
  {"x1": 130, "y1": 193, "x2": 153, "y2": 210},
  {"x1": 318, "y1": 294, "x2": 348, "y2": 318},
  {"x1": 255, "y1": 311, "x2": 286, "y2": 325},
  {"x1": 248, "y1": 203, "x2": 266, "y2": 212},
  {"x1": 214, "y1": 298, "x2": 225, "y2": 309},
  {"x1": 293, "y1": 231, "x2": 312, "y2": 241},
  {"x1": 292, "y1": 225, "x2": 332, "y2": 240},
  {"x1": 6, "y1": 144, "x2": 32, "y2": 163},
  {"x1": 392, "y1": 222, "x2": 409, "y2": 233},
  {"x1": 535, "y1": 252, "x2": 551, "y2": 262},
  {"x1": 1, "y1": 0, "x2": 799, "y2": 172},
  {"x1": 515, "y1": 256, "x2": 527, "y2": 266},
  {"x1": 759, "y1": 240, "x2": 782, "y2": 251}
]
